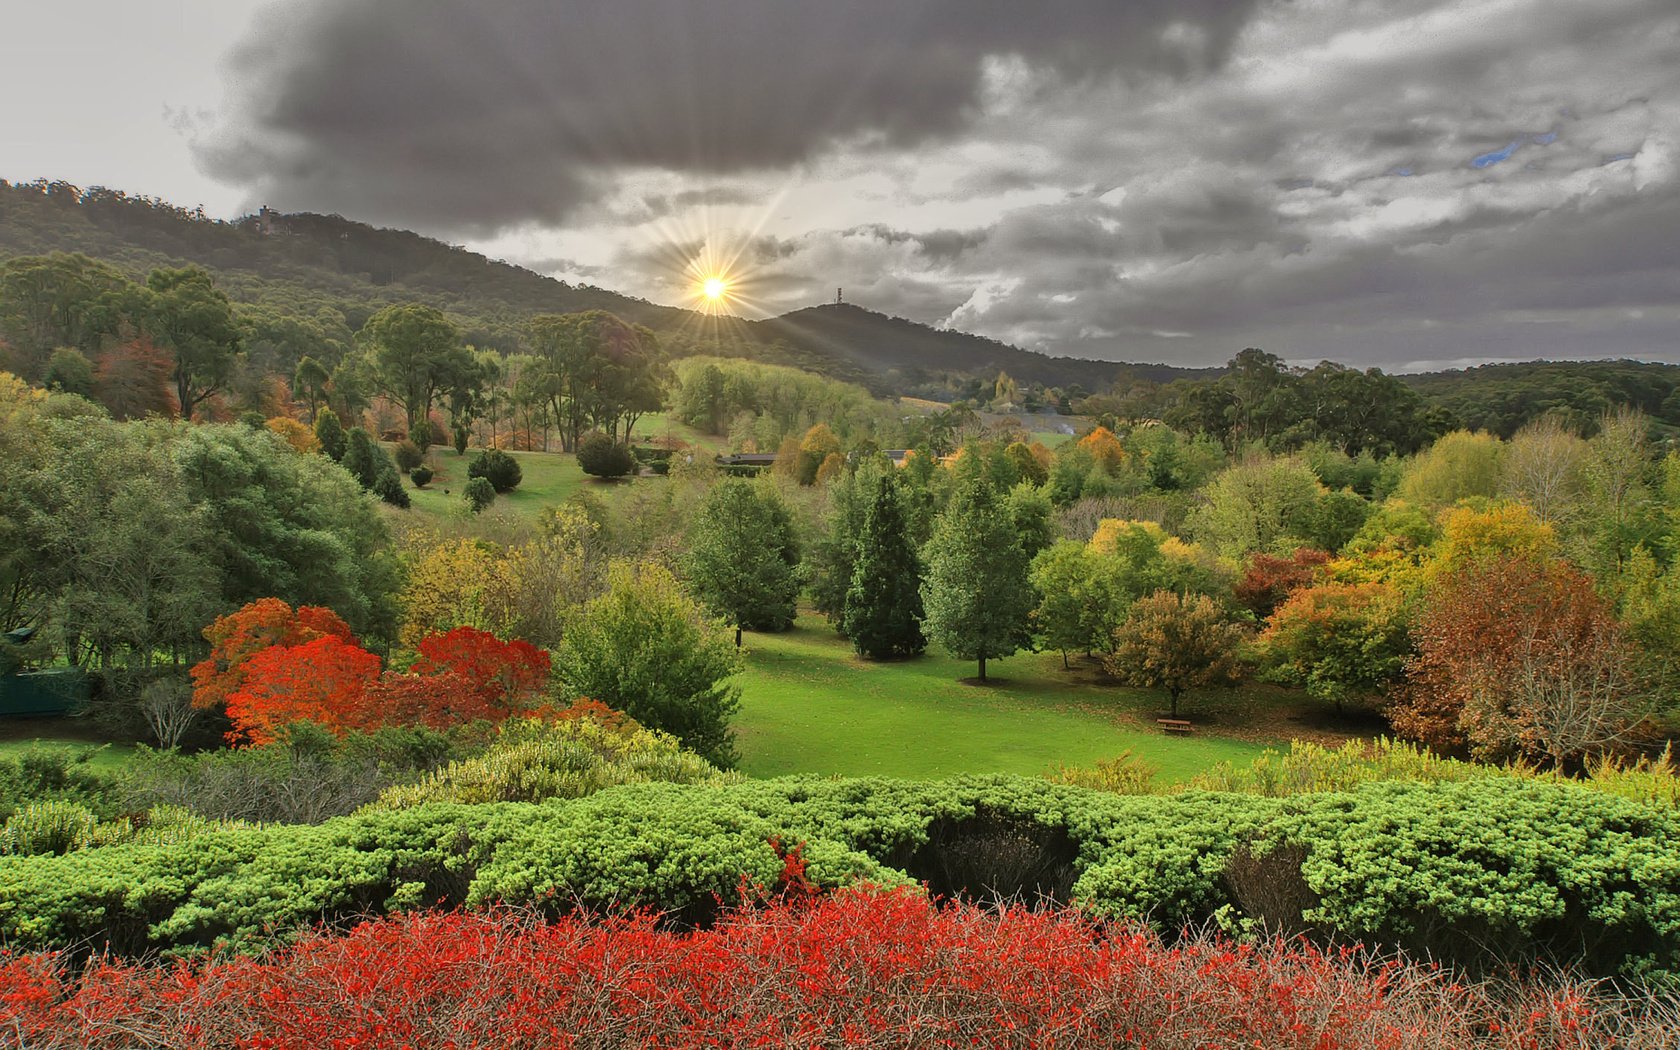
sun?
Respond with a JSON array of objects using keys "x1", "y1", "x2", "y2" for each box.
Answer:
[{"x1": 702, "y1": 276, "x2": 728, "y2": 302}]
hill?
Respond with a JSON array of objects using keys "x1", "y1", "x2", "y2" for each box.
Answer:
[
  {"x1": 748, "y1": 303, "x2": 1214, "y2": 393},
  {"x1": 0, "y1": 180, "x2": 1183, "y2": 389}
]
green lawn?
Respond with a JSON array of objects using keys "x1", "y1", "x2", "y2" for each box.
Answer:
[
  {"x1": 0, "y1": 736, "x2": 136, "y2": 773},
  {"x1": 633, "y1": 412, "x2": 729, "y2": 454},
  {"x1": 732, "y1": 616, "x2": 1274, "y2": 782},
  {"x1": 403, "y1": 448, "x2": 591, "y2": 525}
]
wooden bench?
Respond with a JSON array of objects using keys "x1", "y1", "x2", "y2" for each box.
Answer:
[{"x1": 1157, "y1": 718, "x2": 1194, "y2": 735}]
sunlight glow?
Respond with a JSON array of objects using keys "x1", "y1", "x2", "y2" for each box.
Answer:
[{"x1": 703, "y1": 276, "x2": 728, "y2": 301}]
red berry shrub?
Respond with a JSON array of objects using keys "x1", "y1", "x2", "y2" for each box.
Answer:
[{"x1": 3, "y1": 889, "x2": 1672, "y2": 1049}]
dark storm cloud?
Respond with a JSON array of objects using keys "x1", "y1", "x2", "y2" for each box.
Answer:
[{"x1": 203, "y1": 0, "x2": 1263, "y2": 232}]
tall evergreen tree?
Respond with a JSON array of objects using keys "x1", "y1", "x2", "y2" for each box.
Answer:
[
  {"x1": 685, "y1": 479, "x2": 800, "y2": 646},
  {"x1": 313, "y1": 406, "x2": 347, "y2": 462},
  {"x1": 843, "y1": 474, "x2": 926, "y2": 660},
  {"x1": 920, "y1": 474, "x2": 1034, "y2": 682}
]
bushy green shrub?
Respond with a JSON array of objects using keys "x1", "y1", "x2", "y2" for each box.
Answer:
[
  {"x1": 373, "y1": 465, "x2": 411, "y2": 508},
  {"x1": 394, "y1": 440, "x2": 424, "y2": 472},
  {"x1": 410, "y1": 465, "x2": 434, "y2": 488},
  {"x1": 1, "y1": 776, "x2": 1677, "y2": 984},
  {"x1": 0, "y1": 747, "x2": 119, "y2": 821},
  {"x1": 576, "y1": 432, "x2": 637, "y2": 479},
  {"x1": 468, "y1": 449, "x2": 522, "y2": 493},
  {"x1": 369, "y1": 718, "x2": 736, "y2": 810},
  {"x1": 464, "y1": 476, "x2": 495, "y2": 513}
]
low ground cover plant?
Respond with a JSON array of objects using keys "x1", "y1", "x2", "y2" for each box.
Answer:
[{"x1": 3, "y1": 890, "x2": 1675, "y2": 1049}]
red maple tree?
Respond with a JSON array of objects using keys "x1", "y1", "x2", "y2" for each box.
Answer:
[
  {"x1": 191, "y1": 599, "x2": 357, "y2": 711},
  {"x1": 409, "y1": 626, "x2": 550, "y2": 716},
  {"x1": 222, "y1": 634, "x2": 382, "y2": 746}
]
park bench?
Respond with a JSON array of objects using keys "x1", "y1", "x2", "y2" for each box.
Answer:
[{"x1": 1156, "y1": 718, "x2": 1194, "y2": 735}]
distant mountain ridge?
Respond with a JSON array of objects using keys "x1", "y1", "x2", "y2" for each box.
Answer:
[{"x1": 0, "y1": 180, "x2": 1201, "y2": 389}]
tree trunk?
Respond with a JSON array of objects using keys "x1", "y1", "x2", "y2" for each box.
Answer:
[
  {"x1": 1061, "y1": 650, "x2": 1069, "y2": 670},
  {"x1": 1169, "y1": 687, "x2": 1180, "y2": 719},
  {"x1": 977, "y1": 654, "x2": 987, "y2": 683},
  {"x1": 735, "y1": 624, "x2": 743, "y2": 648}
]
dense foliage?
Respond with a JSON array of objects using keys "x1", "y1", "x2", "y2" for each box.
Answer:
[
  {"x1": 0, "y1": 776, "x2": 1677, "y2": 987},
  {"x1": 7, "y1": 891, "x2": 1675, "y2": 1049}
]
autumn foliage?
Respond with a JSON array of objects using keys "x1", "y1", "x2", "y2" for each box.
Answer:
[
  {"x1": 200, "y1": 602, "x2": 551, "y2": 746},
  {"x1": 190, "y1": 599, "x2": 356, "y2": 712},
  {"x1": 410, "y1": 626, "x2": 550, "y2": 712},
  {"x1": 1395, "y1": 556, "x2": 1651, "y2": 765},
  {"x1": 1235, "y1": 547, "x2": 1332, "y2": 618},
  {"x1": 3, "y1": 890, "x2": 1668, "y2": 1050},
  {"x1": 223, "y1": 635, "x2": 382, "y2": 746}
]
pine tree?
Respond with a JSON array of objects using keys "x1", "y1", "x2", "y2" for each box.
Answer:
[
  {"x1": 920, "y1": 474, "x2": 1034, "y2": 682},
  {"x1": 843, "y1": 474, "x2": 926, "y2": 659},
  {"x1": 343, "y1": 427, "x2": 381, "y2": 489},
  {"x1": 314, "y1": 407, "x2": 347, "y2": 462}
]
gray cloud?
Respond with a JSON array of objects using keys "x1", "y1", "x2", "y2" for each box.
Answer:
[
  {"x1": 198, "y1": 0, "x2": 1680, "y2": 372},
  {"x1": 203, "y1": 0, "x2": 1262, "y2": 232}
]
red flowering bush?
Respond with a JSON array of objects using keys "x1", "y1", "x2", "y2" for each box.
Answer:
[{"x1": 3, "y1": 889, "x2": 1673, "y2": 1049}]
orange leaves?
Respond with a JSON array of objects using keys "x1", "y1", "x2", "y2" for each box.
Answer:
[
  {"x1": 224, "y1": 635, "x2": 382, "y2": 746},
  {"x1": 411, "y1": 626, "x2": 550, "y2": 714},
  {"x1": 191, "y1": 599, "x2": 355, "y2": 711},
  {"x1": 203, "y1": 603, "x2": 550, "y2": 746},
  {"x1": 1076, "y1": 426, "x2": 1126, "y2": 474}
]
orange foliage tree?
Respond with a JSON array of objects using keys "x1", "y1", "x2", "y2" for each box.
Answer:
[
  {"x1": 223, "y1": 635, "x2": 382, "y2": 745},
  {"x1": 1395, "y1": 556, "x2": 1652, "y2": 765},
  {"x1": 1077, "y1": 426, "x2": 1126, "y2": 475},
  {"x1": 191, "y1": 599, "x2": 356, "y2": 711},
  {"x1": 409, "y1": 626, "x2": 551, "y2": 717}
]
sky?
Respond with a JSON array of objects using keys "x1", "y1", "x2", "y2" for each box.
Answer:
[{"x1": 3, "y1": 0, "x2": 1678, "y2": 371}]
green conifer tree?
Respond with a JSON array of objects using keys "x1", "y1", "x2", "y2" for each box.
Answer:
[
  {"x1": 843, "y1": 474, "x2": 926, "y2": 659},
  {"x1": 920, "y1": 474, "x2": 1034, "y2": 682},
  {"x1": 314, "y1": 406, "x2": 347, "y2": 462}
]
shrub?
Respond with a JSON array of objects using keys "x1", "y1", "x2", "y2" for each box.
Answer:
[
  {"x1": 410, "y1": 465, "x2": 433, "y2": 487},
  {"x1": 393, "y1": 439, "x2": 424, "y2": 472},
  {"x1": 8, "y1": 893, "x2": 1676, "y2": 1050},
  {"x1": 0, "y1": 747, "x2": 119, "y2": 822},
  {"x1": 373, "y1": 465, "x2": 411, "y2": 508},
  {"x1": 369, "y1": 717, "x2": 735, "y2": 809},
  {"x1": 0, "y1": 776, "x2": 1677, "y2": 985},
  {"x1": 576, "y1": 431, "x2": 638, "y2": 479},
  {"x1": 468, "y1": 448, "x2": 522, "y2": 493},
  {"x1": 464, "y1": 476, "x2": 495, "y2": 513},
  {"x1": 313, "y1": 408, "x2": 347, "y2": 461},
  {"x1": 121, "y1": 722, "x2": 465, "y2": 824}
]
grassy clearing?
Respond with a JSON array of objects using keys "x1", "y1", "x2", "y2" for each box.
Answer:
[
  {"x1": 402, "y1": 448, "x2": 590, "y2": 526},
  {"x1": 632, "y1": 412, "x2": 728, "y2": 455},
  {"x1": 733, "y1": 616, "x2": 1274, "y2": 782},
  {"x1": 0, "y1": 736, "x2": 136, "y2": 773}
]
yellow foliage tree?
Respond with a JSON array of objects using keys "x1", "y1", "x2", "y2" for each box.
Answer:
[
  {"x1": 266, "y1": 416, "x2": 321, "y2": 454},
  {"x1": 399, "y1": 538, "x2": 517, "y2": 650},
  {"x1": 1077, "y1": 426, "x2": 1126, "y2": 475}
]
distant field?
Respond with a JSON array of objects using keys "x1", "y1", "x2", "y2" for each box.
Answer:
[
  {"x1": 733, "y1": 615, "x2": 1274, "y2": 782},
  {"x1": 0, "y1": 736, "x2": 136, "y2": 773},
  {"x1": 401, "y1": 448, "x2": 590, "y2": 525}
]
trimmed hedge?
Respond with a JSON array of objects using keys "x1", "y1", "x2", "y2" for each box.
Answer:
[{"x1": 1, "y1": 776, "x2": 1676, "y2": 984}]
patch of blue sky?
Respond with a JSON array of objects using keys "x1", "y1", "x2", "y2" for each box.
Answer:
[{"x1": 1471, "y1": 140, "x2": 1522, "y2": 168}]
